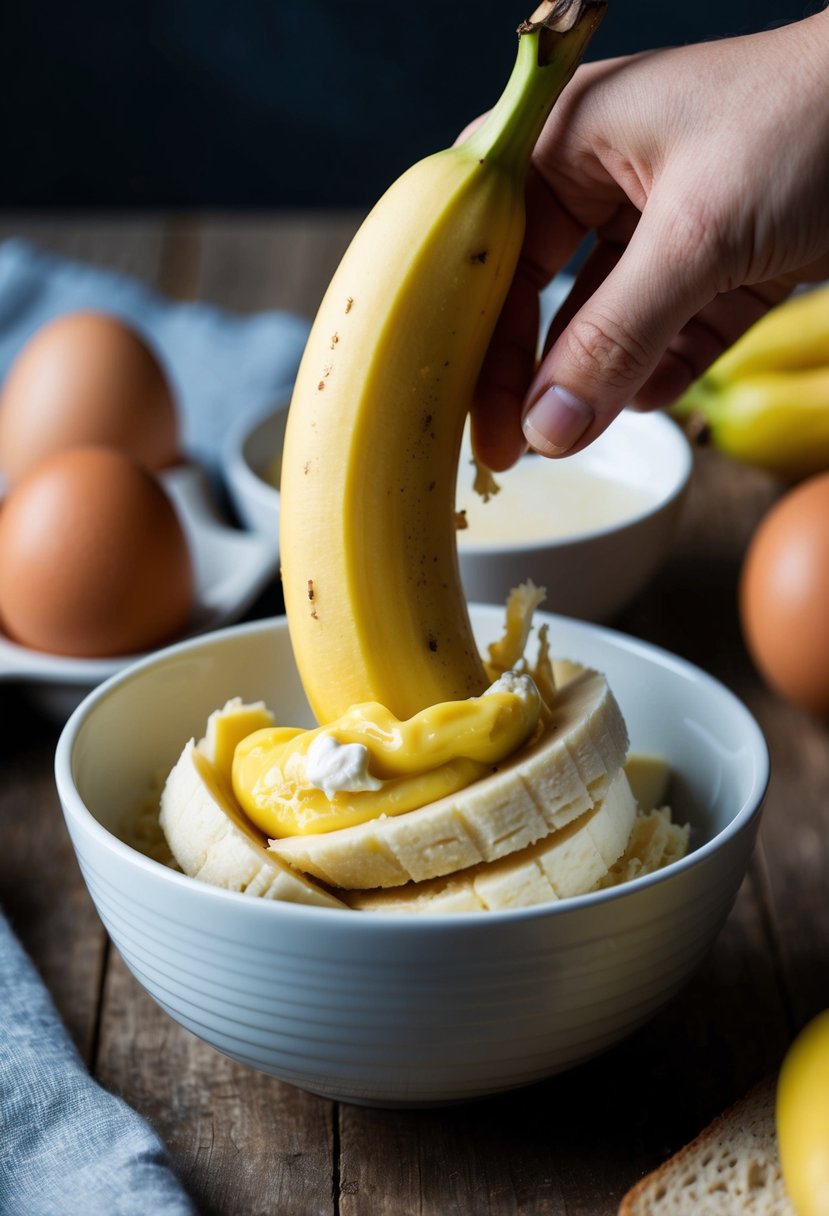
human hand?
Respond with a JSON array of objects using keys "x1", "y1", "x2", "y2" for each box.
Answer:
[{"x1": 472, "y1": 7, "x2": 829, "y2": 469}]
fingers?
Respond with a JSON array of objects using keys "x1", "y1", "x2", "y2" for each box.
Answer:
[
  {"x1": 470, "y1": 166, "x2": 590, "y2": 471},
  {"x1": 522, "y1": 193, "x2": 723, "y2": 456},
  {"x1": 470, "y1": 268, "x2": 537, "y2": 472},
  {"x1": 541, "y1": 245, "x2": 789, "y2": 420},
  {"x1": 633, "y1": 281, "x2": 791, "y2": 408}
]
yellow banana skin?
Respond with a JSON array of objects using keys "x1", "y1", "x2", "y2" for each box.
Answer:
[
  {"x1": 704, "y1": 283, "x2": 829, "y2": 383},
  {"x1": 280, "y1": 3, "x2": 605, "y2": 725},
  {"x1": 674, "y1": 366, "x2": 829, "y2": 480},
  {"x1": 281, "y1": 154, "x2": 521, "y2": 723},
  {"x1": 777, "y1": 1008, "x2": 829, "y2": 1216},
  {"x1": 672, "y1": 284, "x2": 829, "y2": 479}
]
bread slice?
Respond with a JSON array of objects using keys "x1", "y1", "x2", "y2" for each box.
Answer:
[{"x1": 618, "y1": 1076, "x2": 794, "y2": 1215}]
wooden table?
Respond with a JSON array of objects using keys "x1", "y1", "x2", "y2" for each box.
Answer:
[{"x1": 1, "y1": 216, "x2": 827, "y2": 1215}]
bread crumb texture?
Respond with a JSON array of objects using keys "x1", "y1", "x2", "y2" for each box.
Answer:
[{"x1": 619, "y1": 1076, "x2": 794, "y2": 1215}]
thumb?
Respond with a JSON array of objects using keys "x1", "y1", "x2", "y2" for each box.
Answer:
[{"x1": 522, "y1": 200, "x2": 716, "y2": 456}]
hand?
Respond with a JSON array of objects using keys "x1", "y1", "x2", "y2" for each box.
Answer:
[{"x1": 472, "y1": 7, "x2": 829, "y2": 470}]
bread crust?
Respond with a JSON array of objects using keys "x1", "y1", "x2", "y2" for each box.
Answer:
[{"x1": 618, "y1": 1075, "x2": 794, "y2": 1215}]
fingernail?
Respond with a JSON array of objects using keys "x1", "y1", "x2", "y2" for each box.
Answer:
[{"x1": 523, "y1": 385, "x2": 594, "y2": 455}]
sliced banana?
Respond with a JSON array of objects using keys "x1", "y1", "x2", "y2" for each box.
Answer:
[
  {"x1": 598, "y1": 805, "x2": 690, "y2": 891},
  {"x1": 159, "y1": 730, "x2": 345, "y2": 909},
  {"x1": 624, "y1": 753, "x2": 671, "y2": 813},
  {"x1": 268, "y1": 669, "x2": 628, "y2": 890},
  {"x1": 344, "y1": 768, "x2": 637, "y2": 913}
]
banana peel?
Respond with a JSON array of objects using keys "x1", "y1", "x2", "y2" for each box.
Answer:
[
  {"x1": 704, "y1": 282, "x2": 829, "y2": 384},
  {"x1": 777, "y1": 1008, "x2": 829, "y2": 1216},
  {"x1": 671, "y1": 284, "x2": 829, "y2": 480},
  {"x1": 280, "y1": 0, "x2": 605, "y2": 724},
  {"x1": 673, "y1": 365, "x2": 829, "y2": 480}
]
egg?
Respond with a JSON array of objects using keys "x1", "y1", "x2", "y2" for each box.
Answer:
[
  {"x1": 0, "y1": 446, "x2": 194, "y2": 657},
  {"x1": 0, "y1": 311, "x2": 179, "y2": 486},
  {"x1": 739, "y1": 471, "x2": 829, "y2": 714}
]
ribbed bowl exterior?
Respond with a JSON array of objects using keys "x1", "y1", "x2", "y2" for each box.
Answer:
[
  {"x1": 56, "y1": 611, "x2": 768, "y2": 1108},
  {"x1": 65, "y1": 808, "x2": 756, "y2": 1106}
]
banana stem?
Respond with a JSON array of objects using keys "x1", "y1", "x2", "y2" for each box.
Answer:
[{"x1": 466, "y1": 0, "x2": 606, "y2": 173}]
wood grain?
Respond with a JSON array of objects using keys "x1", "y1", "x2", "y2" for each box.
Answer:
[{"x1": 1, "y1": 216, "x2": 826, "y2": 1214}]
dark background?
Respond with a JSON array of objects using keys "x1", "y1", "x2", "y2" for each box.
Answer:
[{"x1": 2, "y1": 0, "x2": 820, "y2": 209}]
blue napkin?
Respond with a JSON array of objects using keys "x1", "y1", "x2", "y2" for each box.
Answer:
[
  {"x1": 0, "y1": 908, "x2": 196, "y2": 1215},
  {"x1": 0, "y1": 237, "x2": 311, "y2": 471}
]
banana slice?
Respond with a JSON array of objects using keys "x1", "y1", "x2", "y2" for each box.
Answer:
[
  {"x1": 344, "y1": 768, "x2": 637, "y2": 913},
  {"x1": 597, "y1": 805, "x2": 690, "y2": 891},
  {"x1": 159, "y1": 734, "x2": 345, "y2": 908},
  {"x1": 268, "y1": 669, "x2": 628, "y2": 890},
  {"x1": 624, "y1": 753, "x2": 671, "y2": 813}
]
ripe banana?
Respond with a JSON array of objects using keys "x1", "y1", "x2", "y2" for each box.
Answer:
[
  {"x1": 698, "y1": 282, "x2": 829, "y2": 384},
  {"x1": 671, "y1": 284, "x2": 829, "y2": 479},
  {"x1": 673, "y1": 367, "x2": 829, "y2": 481},
  {"x1": 159, "y1": 703, "x2": 345, "y2": 908},
  {"x1": 268, "y1": 668, "x2": 628, "y2": 889},
  {"x1": 343, "y1": 767, "x2": 637, "y2": 912},
  {"x1": 150, "y1": 3, "x2": 694, "y2": 915},
  {"x1": 279, "y1": 0, "x2": 605, "y2": 725},
  {"x1": 777, "y1": 1008, "x2": 829, "y2": 1216}
]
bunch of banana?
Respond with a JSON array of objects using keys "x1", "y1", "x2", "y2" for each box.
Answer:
[
  {"x1": 157, "y1": 0, "x2": 688, "y2": 911},
  {"x1": 671, "y1": 283, "x2": 829, "y2": 480}
]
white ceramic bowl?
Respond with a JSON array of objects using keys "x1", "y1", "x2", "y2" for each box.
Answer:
[
  {"x1": 55, "y1": 608, "x2": 768, "y2": 1108},
  {"x1": 221, "y1": 402, "x2": 691, "y2": 623},
  {"x1": 457, "y1": 410, "x2": 692, "y2": 620},
  {"x1": 221, "y1": 399, "x2": 288, "y2": 540}
]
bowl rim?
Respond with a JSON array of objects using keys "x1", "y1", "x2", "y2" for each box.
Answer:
[
  {"x1": 221, "y1": 395, "x2": 291, "y2": 514},
  {"x1": 226, "y1": 402, "x2": 693, "y2": 556},
  {"x1": 455, "y1": 410, "x2": 693, "y2": 556},
  {"x1": 55, "y1": 610, "x2": 769, "y2": 931}
]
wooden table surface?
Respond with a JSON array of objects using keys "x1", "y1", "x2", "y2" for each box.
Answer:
[{"x1": 1, "y1": 216, "x2": 827, "y2": 1216}]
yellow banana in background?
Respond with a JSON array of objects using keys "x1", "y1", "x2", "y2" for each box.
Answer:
[
  {"x1": 703, "y1": 282, "x2": 829, "y2": 383},
  {"x1": 777, "y1": 1008, "x2": 829, "y2": 1216},
  {"x1": 280, "y1": 0, "x2": 605, "y2": 725},
  {"x1": 671, "y1": 283, "x2": 829, "y2": 480}
]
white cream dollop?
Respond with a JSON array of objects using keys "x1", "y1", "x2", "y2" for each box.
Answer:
[{"x1": 305, "y1": 733, "x2": 383, "y2": 800}]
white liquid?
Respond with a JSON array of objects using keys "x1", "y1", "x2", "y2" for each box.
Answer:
[{"x1": 455, "y1": 454, "x2": 656, "y2": 549}]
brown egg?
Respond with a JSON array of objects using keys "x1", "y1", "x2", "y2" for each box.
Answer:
[
  {"x1": 0, "y1": 311, "x2": 179, "y2": 485},
  {"x1": 739, "y1": 472, "x2": 829, "y2": 715},
  {"x1": 0, "y1": 446, "x2": 194, "y2": 657}
]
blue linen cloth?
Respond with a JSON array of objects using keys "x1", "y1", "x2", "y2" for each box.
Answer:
[
  {"x1": 0, "y1": 237, "x2": 311, "y2": 472},
  {"x1": 0, "y1": 908, "x2": 196, "y2": 1215},
  {"x1": 0, "y1": 237, "x2": 313, "y2": 1213}
]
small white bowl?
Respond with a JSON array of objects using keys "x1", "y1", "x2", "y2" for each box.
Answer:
[
  {"x1": 221, "y1": 399, "x2": 289, "y2": 540},
  {"x1": 55, "y1": 607, "x2": 767, "y2": 1108},
  {"x1": 222, "y1": 402, "x2": 691, "y2": 623},
  {"x1": 456, "y1": 410, "x2": 692, "y2": 620}
]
